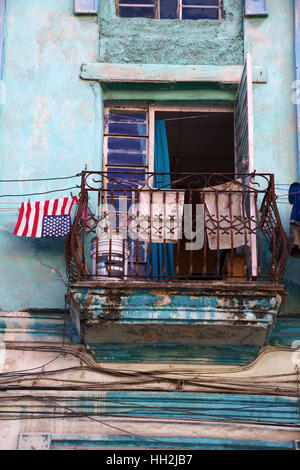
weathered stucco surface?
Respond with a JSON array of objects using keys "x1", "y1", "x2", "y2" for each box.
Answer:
[
  {"x1": 67, "y1": 283, "x2": 284, "y2": 362},
  {"x1": 0, "y1": 346, "x2": 299, "y2": 449},
  {"x1": 98, "y1": 0, "x2": 244, "y2": 65},
  {"x1": 0, "y1": 0, "x2": 101, "y2": 310}
]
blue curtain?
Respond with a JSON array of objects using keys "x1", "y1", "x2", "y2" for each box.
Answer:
[{"x1": 147, "y1": 120, "x2": 174, "y2": 280}]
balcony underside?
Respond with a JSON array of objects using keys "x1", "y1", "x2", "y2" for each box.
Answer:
[{"x1": 68, "y1": 281, "x2": 286, "y2": 364}]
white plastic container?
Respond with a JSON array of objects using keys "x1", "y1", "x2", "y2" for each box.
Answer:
[{"x1": 91, "y1": 236, "x2": 129, "y2": 280}]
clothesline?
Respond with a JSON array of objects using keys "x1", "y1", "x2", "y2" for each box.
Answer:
[
  {"x1": 164, "y1": 114, "x2": 213, "y2": 122},
  {"x1": 0, "y1": 173, "x2": 80, "y2": 183},
  {"x1": 276, "y1": 189, "x2": 300, "y2": 198},
  {"x1": 0, "y1": 186, "x2": 79, "y2": 199}
]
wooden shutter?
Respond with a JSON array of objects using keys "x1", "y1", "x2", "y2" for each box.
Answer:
[
  {"x1": 234, "y1": 52, "x2": 254, "y2": 174},
  {"x1": 74, "y1": 0, "x2": 98, "y2": 15},
  {"x1": 244, "y1": 0, "x2": 268, "y2": 17},
  {"x1": 234, "y1": 53, "x2": 257, "y2": 277}
]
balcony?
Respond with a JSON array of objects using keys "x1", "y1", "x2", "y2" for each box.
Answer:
[{"x1": 65, "y1": 171, "x2": 288, "y2": 363}]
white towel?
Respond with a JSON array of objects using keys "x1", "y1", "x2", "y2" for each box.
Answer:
[
  {"x1": 135, "y1": 189, "x2": 185, "y2": 243},
  {"x1": 203, "y1": 180, "x2": 251, "y2": 250}
]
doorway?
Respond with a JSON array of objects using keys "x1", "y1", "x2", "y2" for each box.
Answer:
[
  {"x1": 155, "y1": 110, "x2": 235, "y2": 176},
  {"x1": 150, "y1": 107, "x2": 236, "y2": 279}
]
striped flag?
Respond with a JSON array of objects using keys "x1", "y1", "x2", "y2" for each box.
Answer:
[{"x1": 13, "y1": 196, "x2": 78, "y2": 238}]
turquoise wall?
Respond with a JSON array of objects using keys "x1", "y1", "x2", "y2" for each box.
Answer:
[
  {"x1": 99, "y1": 0, "x2": 244, "y2": 65},
  {"x1": 0, "y1": 0, "x2": 299, "y2": 316},
  {"x1": 0, "y1": 0, "x2": 102, "y2": 309},
  {"x1": 244, "y1": 0, "x2": 300, "y2": 312}
]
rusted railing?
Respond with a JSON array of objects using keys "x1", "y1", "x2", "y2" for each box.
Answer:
[{"x1": 65, "y1": 171, "x2": 288, "y2": 284}]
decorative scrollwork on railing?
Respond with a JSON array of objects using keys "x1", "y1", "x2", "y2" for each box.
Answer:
[{"x1": 65, "y1": 171, "x2": 288, "y2": 284}]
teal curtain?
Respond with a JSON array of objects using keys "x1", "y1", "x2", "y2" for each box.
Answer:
[{"x1": 147, "y1": 120, "x2": 174, "y2": 280}]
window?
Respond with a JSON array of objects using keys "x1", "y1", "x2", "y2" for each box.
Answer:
[
  {"x1": 101, "y1": 56, "x2": 257, "y2": 281},
  {"x1": 117, "y1": 0, "x2": 222, "y2": 20}
]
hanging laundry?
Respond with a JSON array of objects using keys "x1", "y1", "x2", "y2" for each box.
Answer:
[
  {"x1": 13, "y1": 196, "x2": 78, "y2": 238},
  {"x1": 79, "y1": 201, "x2": 93, "y2": 228},
  {"x1": 137, "y1": 189, "x2": 185, "y2": 243},
  {"x1": 203, "y1": 180, "x2": 251, "y2": 250},
  {"x1": 288, "y1": 182, "x2": 300, "y2": 257}
]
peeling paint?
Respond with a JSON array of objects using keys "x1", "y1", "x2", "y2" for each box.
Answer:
[
  {"x1": 0, "y1": 0, "x2": 99, "y2": 310},
  {"x1": 69, "y1": 283, "x2": 284, "y2": 362}
]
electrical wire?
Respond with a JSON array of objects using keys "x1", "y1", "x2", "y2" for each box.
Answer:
[
  {"x1": 0, "y1": 185, "x2": 79, "y2": 198},
  {"x1": 23, "y1": 396, "x2": 193, "y2": 450},
  {"x1": 0, "y1": 340, "x2": 298, "y2": 429},
  {"x1": 0, "y1": 394, "x2": 298, "y2": 430},
  {"x1": 1, "y1": 343, "x2": 296, "y2": 378},
  {"x1": 164, "y1": 114, "x2": 216, "y2": 122},
  {"x1": 0, "y1": 174, "x2": 81, "y2": 183},
  {"x1": 0, "y1": 303, "x2": 69, "y2": 377},
  {"x1": 276, "y1": 189, "x2": 300, "y2": 198},
  {"x1": 0, "y1": 357, "x2": 298, "y2": 397},
  {"x1": 0, "y1": 354, "x2": 298, "y2": 433}
]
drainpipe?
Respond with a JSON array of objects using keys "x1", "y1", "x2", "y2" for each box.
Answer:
[
  {"x1": 295, "y1": 0, "x2": 300, "y2": 179},
  {"x1": 88, "y1": 81, "x2": 104, "y2": 172},
  {"x1": 0, "y1": 0, "x2": 6, "y2": 105}
]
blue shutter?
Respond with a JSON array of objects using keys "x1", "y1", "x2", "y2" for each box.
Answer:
[
  {"x1": 104, "y1": 109, "x2": 148, "y2": 168},
  {"x1": 244, "y1": 0, "x2": 268, "y2": 17},
  {"x1": 74, "y1": 0, "x2": 98, "y2": 15}
]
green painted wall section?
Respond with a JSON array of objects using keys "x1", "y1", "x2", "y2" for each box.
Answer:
[
  {"x1": 270, "y1": 314, "x2": 300, "y2": 346},
  {"x1": 0, "y1": 309, "x2": 80, "y2": 343},
  {"x1": 99, "y1": 0, "x2": 244, "y2": 66},
  {"x1": 102, "y1": 82, "x2": 237, "y2": 103},
  {"x1": 244, "y1": 0, "x2": 300, "y2": 313},
  {"x1": 50, "y1": 435, "x2": 296, "y2": 450}
]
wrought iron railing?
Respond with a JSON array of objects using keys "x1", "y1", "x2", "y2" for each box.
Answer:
[{"x1": 65, "y1": 171, "x2": 288, "y2": 284}]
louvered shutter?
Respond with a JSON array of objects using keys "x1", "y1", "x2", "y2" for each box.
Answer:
[{"x1": 234, "y1": 53, "x2": 257, "y2": 277}]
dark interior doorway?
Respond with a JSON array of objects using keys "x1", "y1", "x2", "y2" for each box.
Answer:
[
  {"x1": 154, "y1": 110, "x2": 236, "y2": 278},
  {"x1": 155, "y1": 111, "x2": 235, "y2": 175}
]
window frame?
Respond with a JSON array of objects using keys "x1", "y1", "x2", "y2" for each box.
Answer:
[
  {"x1": 103, "y1": 105, "x2": 150, "y2": 175},
  {"x1": 148, "y1": 103, "x2": 233, "y2": 177},
  {"x1": 102, "y1": 93, "x2": 256, "y2": 278},
  {"x1": 116, "y1": 0, "x2": 223, "y2": 20},
  {"x1": 103, "y1": 104, "x2": 234, "y2": 184}
]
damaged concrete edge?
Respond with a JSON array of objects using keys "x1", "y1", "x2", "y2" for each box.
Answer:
[{"x1": 70, "y1": 280, "x2": 287, "y2": 296}]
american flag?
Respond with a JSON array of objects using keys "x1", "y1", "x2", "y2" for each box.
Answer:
[{"x1": 13, "y1": 196, "x2": 78, "y2": 238}]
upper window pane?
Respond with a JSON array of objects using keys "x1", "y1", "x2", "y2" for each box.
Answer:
[
  {"x1": 105, "y1": 109, "x2": 148, "y2": 136},
  {"x1": 119, "y1": 6, "x2": 155, "y2": 19},
  {"x1": 182, "y1": 7, "x2": 219, "y2": 20},
  {"x1": 119, "y1": 0, "x2": 154, "y2": 3},
  {"x1": 182, "y1": 0, "x2": 219, "y2": 5},
  {"x1": 104, "y1": 108, "x2": 148, "y2": 168},
  {"x1": 117, "y1": 0, "x2": 221, "y2": 20},
  {"x1": 118, "y1": 1, "x2": 156, "y2": 18},
  {"x1": 160, "y1": 0, "x2": 178, "y2": 19}
]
